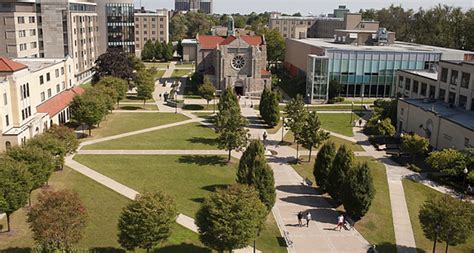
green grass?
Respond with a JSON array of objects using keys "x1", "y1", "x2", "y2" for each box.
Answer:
[
  {"x1": 402, "y1": 180, "x2": 474, "y2": 253},
  {"x1": 175, "y1": 63, "x2": 194, "y2": 68},
  {"x1": 182, "y1": 104, "x2": 216, "y2": 111},
  {"x1": 266, "y1": 120, "x2": 283, "y2": 135},
  {"x1": 81, "y1": 81, "x2": 92, "y2": 88},
  {"x1": 317, "y1": 113, "x2": 360, "y2": 137},
  {"x1": 291, "y1": 157, "x2": 396, "y2": 252},
  {"x1": 144, "y1": 62, "x2": 170, "y2": 69},
  {"x1": 153, "y1": 70, "x2": 166, "y2": 79},
  {"x1": 309, "y1": 105, "x2": 368, "y2": 111},
  {"x1": 283, "y1": 132, "x2": 364, "y2": 152},
  {"x1": 81, "y1": 113, "x2": 188, "y2": 140},
  {"x1": 121, "y1": 96, "x2": 156, "y2": 103},
  {"x1": 172, "y1": 69, "x2": 192, "y2": 77},
  {"x1": 84, "y1": 122, "x2": 218, "y2": 150},
  {"x1": 117, "y1": 104, "x2": 158, "y2": 110},
  {"x1": 0, "y1": 167, "x2": 209, "y2": 252}
]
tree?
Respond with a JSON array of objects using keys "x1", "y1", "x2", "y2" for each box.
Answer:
[
  {"x1": 327, "y1": 144, "x2": 354, "y2": 202},
  {"x1": 400, "y1": 133, "x2": 429, "y2": 162},
  {"x1": 314, "y1": 141, "x2": 337, "y2": 192},
  {"x1": 214, "y1": 88, "x2": 249, "y2": 161},
  {"x1": 259, "y1": 88, "x2": 280, "y2": 127},
  {"x1": 372, "y1": 117, "x2": 396, "y2": 136},
  {"x1": 0, "y1": 157, "x2": 31, "y2": 232},
  {"x1": 236, "y1": 140, "x2": 276, "y2": 212},
  {"x1": 118, "y1": 191, "x2": 177, "y2": 252},
  {"x1": 92, "y1": 85, "x2": 116, "y2": 112},
  {"x1": 426, "y1": 148, "x2": 467, "y2": 176},
  {"x1": 141, "y1": 40, "x2": 155, "y2": 61},
  {"x1": 163, "y1": 42, "x2": 174, "y2": 62},
  {"x1": 7, "y1": 145, "x2": 55, "y2": 206},
  {"x1": 419, "y1": 195, "x2": 474, "y2": 251},
  {"x1": 195, "y1": 184, "x2": 267, "y2": 253},
  {"x1": 198, "y1": 76, "x2": 216, "y2": 107},
  {"x1": 284, "y1": 95, "x2": 307, "y2": 159},
  {"x1": 92, "y1": 48, "x2": 134, "y2": 83},
  {"x1": 95, "y1": 76, "x2": 128, "y2": 106},
  {"x1": 45, "y1": 125, "x2": 79, "y2": 155},
  {"x1": 70, "y1": 90, "x2": 108, "y2": 136},
  {"x1": 341, "y1": 162, "x2": 375, "y2": 219},
  {"x1": 154, "y1": 40, "x2": 163, "y2": 60},
  {"x1": 300, "y1": 111, "x2": 329, "y2": 161},
  {"x1": 328, "y1": 79, "x2": 342, "y2": 99},
  {"x1": 177, "y1": 40, "x2": 183, "y2": 59},
  {"x1": 135, "y1": 71, "x2": 155, "y2": 107},
  {"x1": 129, "y1": 54, "x2": 146, "y2": 72},
  {"x1": 27, "y1": 134, "x2": 66, "y2": 170},
  {"x1": 259, "y1": 28, "x2": 285, "y2": 67},
  {"x1": 27, "y1": 189, "x2": 87, "y2": 251}
]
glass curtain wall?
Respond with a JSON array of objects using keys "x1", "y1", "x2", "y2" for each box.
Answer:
[
  {"x1": 307, "y1": 55, "x2": 329, "y2": 103},
  {"x1": 106, "y1": 3, "x2": 134, "y2": 53}
]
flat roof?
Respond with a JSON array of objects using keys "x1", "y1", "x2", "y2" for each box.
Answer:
[
  {"x1": 291, "y1": 38, "x2": 474, "y2": 54},
  {"x1": 270, "y1": 16, "x2": 342, "y2": 21},
  {"x1": 402, "y1": 98, "x2": 474, "y2": 130},
  {"x1": 399, "y1": 69, "x2": 438, "y2": 81},
  {"x1": 15, "y1": 58, "x2": 66, "y2": 72}
]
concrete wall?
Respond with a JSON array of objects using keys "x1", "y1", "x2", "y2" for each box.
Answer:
[{"x1": 284, "y1": 38, "x2": 325, "y2": 74}]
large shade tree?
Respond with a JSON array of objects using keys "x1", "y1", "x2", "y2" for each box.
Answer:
[
  {"x1": 300, "y1": 111, "x2": 329, "y2": 161},
  {"x1": 92, "y1": 48, "x2": 134, "y2": 83},
  {"x1": 313, "y1": 141, "x2": 337, "y2": 192},
  {"x1": 95, "y1": 76, "x2": 129, "y2": 106}
]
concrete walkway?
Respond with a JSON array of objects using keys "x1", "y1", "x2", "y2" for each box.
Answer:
[{"x1": 240, "y1": 100, "x2": 371, "y2": 253}]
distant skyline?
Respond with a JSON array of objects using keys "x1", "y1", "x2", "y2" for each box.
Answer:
[{"x1": 134, "y1": 0, "x2": 472, "y2": 14}]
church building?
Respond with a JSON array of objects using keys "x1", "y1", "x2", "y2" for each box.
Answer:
[{"x1": 195, "y1": 18, "x2": 271, "y2": 96}]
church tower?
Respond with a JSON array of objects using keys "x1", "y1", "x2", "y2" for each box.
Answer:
[{"x1": 227, "y1": 16, "x2": 235, "y2": 37}]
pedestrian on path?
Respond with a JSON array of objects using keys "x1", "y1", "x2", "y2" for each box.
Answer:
[
  {"x1": 359, "y1": 118, "x2": 363, "y2": 127},
  {"x1": 297, "y1": 211, "x2": 303, "y2": 227},
  {"x1": 305, "y1": 211, "x2": 311, "y2": 227},
  {"x1": 334, "y1": 214, "x2": 344, "y2": 231}
]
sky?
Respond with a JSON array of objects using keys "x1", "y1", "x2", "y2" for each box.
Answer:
[{"x1": 135, "y1": 0, "x2": 472, "y2": 14}]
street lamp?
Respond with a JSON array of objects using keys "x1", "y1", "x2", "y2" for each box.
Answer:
[
  {"x1": 462, "y1": 167, "x2": 468, "y2": 199},
  {"x1": 281, "y1": 116, "x2": 285, "y2": 142},
  {"x1": 350, "y1": 102, "x2": 354, "y2": 124},
  {"x1": 213, "y1": 92, "x2": 216, "y2": 114},
  {"x1": 307, "y1": 93, "x2": 311, "y2": 109}
]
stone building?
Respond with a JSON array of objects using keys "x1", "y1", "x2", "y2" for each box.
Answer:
[{"x1": 195, "y1": 22, "x2": 270, "y2": 96}]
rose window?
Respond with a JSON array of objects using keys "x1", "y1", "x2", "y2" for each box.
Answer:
[{"x1": 231, "y1": 55, "x2": 246, "y2": 69}]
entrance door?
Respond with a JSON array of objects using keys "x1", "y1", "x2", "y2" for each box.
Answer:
[{"x1": 235, "y1": 86, "x2": 243, "y2": 96}]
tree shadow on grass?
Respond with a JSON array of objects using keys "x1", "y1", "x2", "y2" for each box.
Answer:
[
  {"x1": 201, "y1": 184, "x2": 229, "y2": 192},
  {"x1": 118, "y1": 106, "x2": 145, "y2": 111},
  {"x1": 154, "y1": 243, "x2": 211, "y2": 253},
  {"x1": 90, "y1": 247, "x2": 126, "y2": 253},
  {"x1": 375, "y1": 242, "x2": 424, "y2": 253},
  {"x1": 0, "y1": 248, "x2": 31, "y2": 253},
  {"x1": 182, "y1": 104, "x2": 205, "y2": 110},
  {"x1": 187, "y1": 137, "x2": 218, "y2": 147},
  {"x1": 190, "y1": 197, "x2": 205, "y2": 203},
  {"x1": 178, "y1": 155, "x2": 227, "y2": 166}
]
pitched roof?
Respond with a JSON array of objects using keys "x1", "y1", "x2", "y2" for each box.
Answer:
[
  {"x1": 0, "y1": 57, "x2": 27, "y2": 72},
  {"x1": 36, "y1": 86, "x2": 85, "y2": 117},
  {"x1": 197, "y1": 35, "x2": 263, "y2": 49}
]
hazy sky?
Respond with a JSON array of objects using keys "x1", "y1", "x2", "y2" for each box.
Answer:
[{"x1": 135, "y1": 0, "x2": 472, "y2": 14}]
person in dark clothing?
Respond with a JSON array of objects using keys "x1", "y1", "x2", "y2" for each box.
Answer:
[{"x1": 297, "y1": 211, "x2": 303, "y2": 227}]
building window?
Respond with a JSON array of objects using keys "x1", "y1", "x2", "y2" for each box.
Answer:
[
  {"x1": 429, "y1": 85, "x2": 435, "y2": 98},
  {"x1": 19, "y1": 43, "x2": 27, "y2": 51},
  {"x1": 440, "y1": 68, "x2": 448, "y2": 82},
  {"x1": 465, "y1": 138, "x2": 471, "y2": 148},
  {"x1": 17, "y1": 17, "x2": 25, "y2": 24},
  {"x1": 5, "y1": 141, "x2": 11, "y2": 150},
  {"x1": 398, "y1": 76, "x2": 404, "y2": 88},
  {"x1": 30, "y1": 42, "x2": 37, "y2": 49},
  {"x1": 46, "y1": 73, "x2": 50, "y2": 81},
  {"x1": 39, "y1": 75, "x2": 44, "y2": 84},
  {"x1": 61, "y1": 67, "x2": 64, "y2": 75},
  {"x1": 47, "y1": 88, "x2": 51, "y2": 98},
  {"x1": 459, "y1": 95, "x2": 467, "y2": 109},
  {"x1": 56, "y1": 84, "x2": 60, "y2": 93},
  {"x1": 461, "y1": 72, "x2": 470, "y2": 88},
  {"x1": 413, "y1": 81, "x2": 419, "y2": 93},
  {"x1": 448, "y1": 92, "x2": 455, "y2": 104},
  {"x1": 5, "y1": 115, "x2": 8, "y2": 127},
  {"x1": 420, "y1": 83, "x2": 427, "y2": 96},
  {"x1": 28, "y1": 16, "x2": 35, "y2": 23},
  {"x1": 405, "y1": 78, "x2": 411, "y2": 91},
  {"x1": 438, "y1": 88, "x2": 446, "y2": 100},
  {"x1": 41, "y1": 92, "x2": 45, "y2": 102},
  {"x1": 29, "y1": 29, "x2": 36, "y2": 36},
  {"x1": 450, "y1": 70, "x2": 458, "y2": 85},
  {"x1": 55, "y1": 69, "x2": 59, "y2": 77}
]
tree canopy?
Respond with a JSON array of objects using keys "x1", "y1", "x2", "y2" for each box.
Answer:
[
  {"x1": 259, "y1": 88, "x2": 280, "y2": 127},
  {"x1": 95, "y1": 76, "x2": 128, "y2": 105},
  {"x1": 327, "y1": 144, "x2": 354, "y2": 202},
  {"x1": 198, "y1": 76, "x2": 216, "y2": 106},
  {"x1": 426, "y1": 148, "x2": 467, "y2": 176},
  {"x1": 400, "y1": 133, "x2": 429, "y2": 162},
  {"x1": 314, "y1": 141, "x2": 337, "y2": 193},
  {"x1": 300, "y1": 111, "x2": 329, "y2": 161},
  {"x1": 92, "y1": 48, "x2": 134, "y2": 83},
  {"x1": 341, "y1": 162, "x2": 375, "y2": 219}
]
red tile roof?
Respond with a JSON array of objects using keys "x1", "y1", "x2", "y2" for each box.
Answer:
[
  {"x1": 0, "y1": 57, "x2": 27, "y2": 72},
  {"x1": 198, "y1": 35, "x2": 263, "y2": 49},
  {"x1": 36, "y1": 86, "x2": 85, "y2": 117}
]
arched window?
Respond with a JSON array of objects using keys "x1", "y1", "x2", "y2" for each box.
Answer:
[{"x1": 5, "y1": 141, "x2": 11, "y2": 150}]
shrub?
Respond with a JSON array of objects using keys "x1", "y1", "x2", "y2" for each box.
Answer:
[{"x1": 407, "y1": 164, "x2": 422, "y2": 173}]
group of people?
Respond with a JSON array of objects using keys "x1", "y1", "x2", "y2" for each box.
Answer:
[{"x1": 297, "y1": 211, "x2": 311, "y2": 227}]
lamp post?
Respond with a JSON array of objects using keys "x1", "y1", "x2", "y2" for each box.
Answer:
[
  {"x1": 307, "y1": 93, "x2": 311, "y2": 110},
  {"x1": 462, "y1": 167, "x2": 468, "y2": 199},
  {"x1": 281, "y1": 116, "x2": 285, "y2": 142},
  {"x1": 350, "y1": 102, "x2": 354, "y2": 124},
  {"x1": 174, "y1": 89, "x2": 178, "y2": 114},
  {"x1": 213, "y1": 92, "x2": 216, "y2": 114}
]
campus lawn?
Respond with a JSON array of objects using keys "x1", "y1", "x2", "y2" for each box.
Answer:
[
  {"x1": 317, "y1": 113, "x2": 360, "y2": 137},
  {"x1": 182, "y1": 103, "x2": 216, "y2": 111},
  {"x1": 73, "y1": 155, "x2": 286, "y2": 252},
  {"x1": 266, "y1": 120, "x2": 283, "y2": 135},
  {"x1": 81, "y1": 112, "x2": 189, "y2": 140},
  {"x1": 153, "y1": 70, "x2": 166, "y2": 79},
  {"x1": 0, "y1": 167, "x2": 208, "y2": 252},
  {"x1": 83, "y1": 122, "x2": 218, "y2": 150},
  {"x1": 117, "y1": 104, "x2": 158, "y2": 110},
  {"x1": 144, "y1": 62, "x2": 170, "y2": 69},
  {"x1": 308, "y1": 105, "x2": 368, "y2": 111},
  {"x1": 402, "y1": 180, "x2": 474, "y2": 253},
  {"x1": 121, "y1": 96, "x2": 156, "y2": 103},
  {"x1": 291, "y1": 156, "x2": 396, "y2": 252},
  {"x1": 175, "y1": 63, "x2": 194, "y2": 68},
  {"x1": 283, "y1": 132, "x2": 364, "y2": 152},
  {"x1": 172, "y1": 69, "x2": 192, "y2": 77}
]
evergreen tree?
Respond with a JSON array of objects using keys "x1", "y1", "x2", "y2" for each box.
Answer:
[
  {"x1": 327, "y1": 144, "x2": 354, "y2": 202},
  {"x1": 177, "y1": 40, "x2": 183, "y2": 59},
  {"x1": 341, "y1": 162, "x2": 375, "y2": 219},
  {"x1": 313, "y1": 141, "x2": 336, "y2": 192},
  {"x1": 163, "y1": 41, "x2": 174, "y2": 61},
  {"x1": 154, "y1": 40, "x2": 163, "y2": 60},
  {"x1": 236, "y1": 140, "x2": 276, "y2": 212},
  {"x1": 27, "y1": 189, "x2": 88, "y2": 251},
  {"x1": 300, "y1": 111, "x2": 329, "y2": 161},
  {"x1": 214, "y1": 87, "x2": 249, "y2": 161},
  {"x1": 118, "y1": 191, "x2": 177, "y2": 251},
  {"x1": 0, "y1": 157, "x2": 31, "y2": 232},
  {"x1": 135, "y1": 70, "x2": 155, "y2": 107},
  {"x1": 141, "y1": 40, "x2": 155, "y2": 61},
  {"x1": 195, "y1": 184, "x2": 267, "y2": 253},
  {"x1": 259, "y1": 88, "x2": 280, "y2": 127}
]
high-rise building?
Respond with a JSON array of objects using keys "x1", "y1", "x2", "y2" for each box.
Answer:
[
  {"x1": 134, "y1": 8, "x2": 169, "y2": 56},
  {"x1": 96, "y1": 0, "x2": 135, "y2": 55},
  {"x1": 0, "y1": 0, "x2": 99, "y2": 83},
  {"x1": 174, "y1": 0, "x2": 212, "y2": 14}
]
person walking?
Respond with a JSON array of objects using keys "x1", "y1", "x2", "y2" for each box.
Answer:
[
  {"x1": 297, "y1": 211, "x2": 303, "y2": 227},
  {"x1": 335, "y1": 214, "x2": 344, "y2": 231},
  {"x1": 305, "y1": 211, "x2": 311, "y2": 227}
]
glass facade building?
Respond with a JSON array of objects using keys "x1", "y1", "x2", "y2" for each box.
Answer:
[
  {"x1": 106, "y1": 3, "x2": 134, "y2": 53},
  {"x1": 307, "y1": 50, "x2": 441, "y2": 102}
]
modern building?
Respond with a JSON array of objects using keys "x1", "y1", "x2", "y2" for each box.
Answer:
[
  {"x1": 190, "y1": 19, "x2": 271, "y2": 95},
  {"x1": 285, "y1": 36, "x2": 474, "y2": 102},
  {"x1": 331, "y1": 5, "x2": 350, "y2": 18},
  {"x1": 174, "y1": 0, "x2": 212, "y2": 14},
  {"x1": 134, "y1": 8, "x2": 169, "y2": 57},
  {"x1": 0, "y1": 56, "x2": 83, "y2": 152},
  {"x1": 268, "y1": 11, "x2": 379, "y2": 39},
  {"x1": 0, "y1": 0, "x2": 99, "y2": 83},
  {"x1": 96, "y1": 0, "x2": 135, "y2": 55}
]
